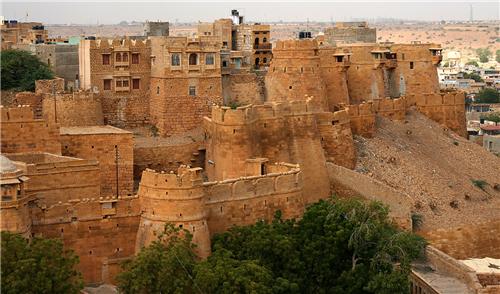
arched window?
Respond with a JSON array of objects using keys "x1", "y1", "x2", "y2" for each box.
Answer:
[
  {"x1": 116, "y1": 53, "x2": 122, "y2": 62},
  {"x1": 263, "y1": 57, "x2": 267, "y2": 64},
  {"x1": 122, "y1": 53, "x2": 128, "y2": 62},
  {"x1": 255, "y1": 57, "x2": 260, "y2": 68},
  {"x1": 263, "y1": 37, "x2": 267, "y2": 43},
  {"x1": 189, "y1": 53, "x2": 198, "y2": 65},
  {"x1": 254, "y1": 37, "x2": 259, "y2": 45}
]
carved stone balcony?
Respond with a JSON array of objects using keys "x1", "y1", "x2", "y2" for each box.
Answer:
[{"x1": 253, "y1": 43, "x2": 272, "y2": 50}]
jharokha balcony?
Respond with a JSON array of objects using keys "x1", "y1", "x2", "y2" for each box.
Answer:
[{"x1": 253, "y1": 43, "x2": 272, "y2": 50}]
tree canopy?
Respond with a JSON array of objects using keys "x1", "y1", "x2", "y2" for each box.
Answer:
[
  {"x1": 1, "y1": 49, "x2": 54, "y2": 91},
  {"x1": 118, "y1": 198, "x2": 426, "y2": 293},
  {"x1": 462, "y1": 72, "x2": 483, "y2": 83},
  {"x1": 1, "y1": 231, "x2": 83, "y2": 294},
  {"x1": 476, "y1": 48, "x2": 492, "y2": 63},
  {"x1": 476, "y1": 88, "x2": 500, "y2": 104}
]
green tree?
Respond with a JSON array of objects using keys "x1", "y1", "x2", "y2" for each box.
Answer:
[
  {"x1": 211, "y1": 198, "x2": 426, "y2": 294},
  {"x1": 476, "y1": 88, "x2": 500, "y2": 103},
  {"x1": 476, "y1": 48, "x2": 492, "y2": 63},
  {"x1": 481, "y1": 113, "x2": 500, "y2": 123},
  {"x1": 1, "y1": 49, "x2": 54, "y2": 91},
  {"x1": 195, "y1": 249, "x2": 276, "y2": 294},
  {"x1": 116, "y1": 224, "x2": 198, "y2": 294},
  {"x1": 1, "y1": 231, "x2": 83, "y2": 294},
  {"x1": 462, "y1": 72, "x2": 483, "y2": 82}
]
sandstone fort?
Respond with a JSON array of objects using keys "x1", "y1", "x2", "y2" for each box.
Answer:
[{"x1": 1, "y1": 10, "x2": 500, "y2": 293}]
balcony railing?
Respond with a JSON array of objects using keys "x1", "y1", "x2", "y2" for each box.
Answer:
[{"x1": 253, "y1": 43, "x2": 272, "y2": 50}]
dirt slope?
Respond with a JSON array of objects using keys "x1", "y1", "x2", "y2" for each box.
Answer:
[{"x1": 355, "y1": 110, "x2": 500, "y2": 231}]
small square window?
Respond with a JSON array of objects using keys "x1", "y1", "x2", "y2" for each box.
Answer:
[
  {"x1": 102, "y1": 54, "x2": 110, "y2": 65},
  {"x1": 132, "y1": 53, "x2": 140, "y2": 64},
  {"x1": 116, "y1": 80, "x2": 122, "y2": 88},
  {"x1": 205, "y1": 53, "x2": 215, "y2": 65},
  {"x1": 171, "y1": 53, "x2": 181, "y2": 66},
  {"x1": 123, "y1": 80, "x2": 129, "y2": 87},
  {"x1": 189, "y1": 86, "x2": 196, "y2": 96},
  {"x1": 103, "y1": 79, "x2": 111, "y2": 90},
  {"x1": 132, "y1": 79, "x2": 140, "y2": 89}
]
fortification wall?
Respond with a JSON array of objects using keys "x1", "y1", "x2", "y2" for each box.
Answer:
[
  {"x1": 222, "y1": 72, "x2": 266, "y2": 106},
  {"x1": 0, "y1": 106, "x2": 61, "y2": 154},
  {"x1": 342, "y1": 45, "x2": 388, "y2": 103},
  {"x1": 150, "y1": 77, "x2": 222, "y2": 136},
  {"x1": 133, "y1": 141, "x2": 204, "y2": 181},
  {"x1": 60, "y1": 127, "x2": 134, "y2": 197},
  {"x1": 315, "y1": 110, "x2": 356, "y2": 168},
  {"x1": 347, "y1": 97, "x2": 406, "y2": 137},
  {"x1": 204, "y1": 167, "x2": 304, "y2": 234},
  {"x1": 31, "y1": 197, "x2": 140, "y2": 284},
  {"x1": 136, "y1": 167, "x2": 211, "y2": 257},
  {"x1": 326, "y1": 162, "x2": 413, "y2": 230},
  {"x1": 318, "y1": 47, "x2": 351, "y2": 108},
  {"x1": 42, "y1": 92, "x2": 104, "y2": 127},
  {"x1": 390, "y1": 44, "x2": 440, "y2": 96},
  {"x1": 0, "y1": 197, "x2": 32, "y2": 237},
  {"x1": 409, "y1": 91, "x2": 467, "y2": 138},
  {"x1": 136, "y1": 164, "x2": 304, "y2": 256},
  {"x1": 420, "y1": 219, "x2": 500, "y2": 260},
  {"x1": 205, "y1": 101, "x2": 331, "y2": 203},
  {"x1": 266, "y1": 39, "x2": 329, "y2": 110},
  {"x1": 6, "y1": 153, "x2": 101, "y2": 206}
]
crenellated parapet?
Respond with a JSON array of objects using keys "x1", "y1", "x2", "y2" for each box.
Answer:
[
  {"x1": 136, "y1": 163, "x2": 304, "y2": 256},
  {"x1": 408, "y1": 91, "x2": 467, "y2": 137},
  {"x1": 347, "y1": 97, "x2": 407, "y2": 137},
  {"x1": 88, "y1": 37, "x2": 150, "y2": 50}
]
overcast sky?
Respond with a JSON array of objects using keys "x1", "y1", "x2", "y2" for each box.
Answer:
[{"x1": 1, "y1": 1, "x2": 499, "y2": 24}]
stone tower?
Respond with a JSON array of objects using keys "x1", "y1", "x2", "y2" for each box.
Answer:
[
  {"x1": 135, "y1": 166, "x2": 211, "y2": 258},
  {"x1": 318, "y1": 45, "x2": 352, "y2": 110},
  {"x1": 265, "y1": 39, "x2": 328, "y2": 111}
]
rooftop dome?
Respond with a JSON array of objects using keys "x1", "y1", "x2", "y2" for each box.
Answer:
[{"x1": 0, "y1": 155, "x2": 17, "y2": 173}]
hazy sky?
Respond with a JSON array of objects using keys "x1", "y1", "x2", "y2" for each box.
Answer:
[{"x1": 1, "y1": 1, "x2": 499, "y2": 24}]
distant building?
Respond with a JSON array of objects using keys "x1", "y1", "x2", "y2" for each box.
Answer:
[
  {"x1": 144, "y1": 21, "x2": 169, "y2": 37},
  {"x1": 323, "y1": 21, "x2": 377, "y2": 45},
  {"x1": 1, "y1": 20, "x2": 48, "y2": 50}
]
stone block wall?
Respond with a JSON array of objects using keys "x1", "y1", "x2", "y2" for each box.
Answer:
[
  {"x1": 222, "y1": 71, "x2": 265, "y2": 106},
  {"x1": 420, "y1": 219, "x2": 500, "y2": 260},
  {"x1": 31, "y1": 197, "x2": 140, "y2": 284},
  {"x1": 11, "y1": 92, "x2": 43, "y2": 118},
  {"x1": 41, "y1": 91, "x2": 104, "y2": 127},
  {"x1": 315, "y1": 110, "x2": 356, "y2": 168},
  {"x1": 133, "y1": 141, "x2": 204, "y2": 181},
  {"x1": 1, "y1": 106, "x2": 61, "y2": 154},
  {"x1": 6, "y1": 153, "x2": 101, "y2": 206},
  {"x1": 35, "y1": 78, "x2": 65, "y2": 94},
  {"x1": 347, "y1": 97, "x2": 407, "y2": 137},
  {"x1": 60, "y1": 126, "x2": 134, "y2": 197},
  {"x1": 410, "y1": 91, "x2": 467, "y2": 138},
  {"x1": 150, "y1": 77, "x2": 222, "y2": 136},
  {"x1": 136, "y1": 164, "x2": 304, "y2": 257}
]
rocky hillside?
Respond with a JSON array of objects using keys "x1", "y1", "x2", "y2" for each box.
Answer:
[{"x1": 355, "y1": 109, "x2": 500, "y2": 231}]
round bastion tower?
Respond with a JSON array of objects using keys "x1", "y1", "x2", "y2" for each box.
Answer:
[
  {"x1": 265, "y1": 39, "x2": 328, "y2": 111},
  {"x1": 135, "y1": 166, "x2": 211, "y2": 258}
]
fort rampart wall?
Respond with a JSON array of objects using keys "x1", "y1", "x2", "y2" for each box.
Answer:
[
  {"x1": 136, "y1": 164, "x2": 304, "y2": 257},
  {"x1": 1, "y1": 106, "x2": 61, "y2": 154},
  {"x1": 31, "y1": 196, "x2": 140, "y2": 284},
  {"x1": 42, "y1": 91, "x2": 104, "y2": 127}
]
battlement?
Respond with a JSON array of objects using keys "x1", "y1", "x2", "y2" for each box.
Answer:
[
  {"x1": 1, "y1": 105, "x2": 35, "y2": 121},
  {"x1": 208, "y1": 100, "x2": 319, "y2": 125},
  {"x1": 274, "y1": 39, "x2": 319, "y2": 51},
  {"x1": 347, "y1": 97, "x2": 407, "y2": 137},
  {"x1": 410, "y1": 91, "x2": 465, "y2": 107},
  {"x1": 139, "y1": 166, "x2": 204, "y2": 190},
  {"x1": 87, "y1": 37, "x2": 150, "y2": 49}
]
